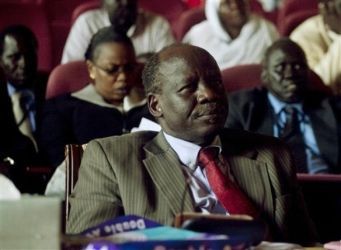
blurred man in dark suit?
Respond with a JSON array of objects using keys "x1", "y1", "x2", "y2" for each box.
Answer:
[
  {"x1": 226, "y1": 38, "x2": 341, "y2": 174},
  {"x1": 0, "y1": 25, "x2": 47, "y2": 191}
]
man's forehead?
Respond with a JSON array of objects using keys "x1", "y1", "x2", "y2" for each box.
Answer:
[
  {"x1": 2, "y1": 36, "x2": 19, "y2": 52},
  {"x1": 159, "y1": 45, "x2": 216, "y2": 66}
]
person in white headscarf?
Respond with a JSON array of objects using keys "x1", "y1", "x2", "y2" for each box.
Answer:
[{"x1": 183, "y1": 0, "x2": 278, "y2": 69}]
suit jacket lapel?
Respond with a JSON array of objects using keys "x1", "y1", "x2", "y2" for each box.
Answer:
[
  {"x1": 143, "y1": 132, "x2": 194, "y2": 216},
  {"x1": 228, "y1": 155, "x2": 273, "y2": 212},
  {"x1": 249, "y1": 89, "x2": 274, "y2": 136},
  {"x1": 306, "y1": 99, "x2": 339, "y2": 171},
  {"x1": 219, "y1": 131, "x2": 273, "y2": 213}
]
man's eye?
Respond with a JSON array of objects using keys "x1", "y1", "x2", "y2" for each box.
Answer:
[
  {"x1": 293, "y1": 63, "x2": 305, "y2": 70},
  {"x1": 178, "y1": 84, "x2": 194, "y2": 92},
  {"x1": 7, "y1": 53, "x2": 21, "y2": 61},
  {"x1": 275, "y1": 64, "x2": 284, "y2": 72}
]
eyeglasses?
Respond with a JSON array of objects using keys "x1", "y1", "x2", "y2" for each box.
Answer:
[{"x1": 93, "y1": 62, "x2": 137, "y2": 76}]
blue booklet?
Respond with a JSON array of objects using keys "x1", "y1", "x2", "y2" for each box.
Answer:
[{"x1": 77, "y1": 215, "x2": 256, "y2": 250}]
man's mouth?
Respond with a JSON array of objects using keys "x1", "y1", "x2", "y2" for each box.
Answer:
[
  {"x1": 114, "y1": 87, "x2": 129, "y2": 96},
  {"x1": 194, "y1": 103, "x2": 226, "y2": 119}
]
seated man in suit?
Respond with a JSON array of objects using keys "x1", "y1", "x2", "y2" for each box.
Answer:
[
  {"x1": 183, "y1": 0, "x2": 278, "y2": 69},
  {"x1": 226, "y1": 38, "x2": 341, "y2": 174},
  {"x1": 62, "y1": 0, "x2": 175, "y2": 64},
  {"x1": 290, "y1": 0, "x2": 341, "y2": 94},
  {"x1": 40, "y1": 27, "x2": 154, "y2": 168},
  {"x1": 0, "y1": 25, "x2": 47, "y2": 191},
  {"x1": 67, "y1": 43, "x2": 318, "y2": 245}
]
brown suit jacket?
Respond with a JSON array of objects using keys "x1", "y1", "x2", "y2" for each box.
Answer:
[{"x1": 67, "y1": 129, "x2": 318, "y2": 244}]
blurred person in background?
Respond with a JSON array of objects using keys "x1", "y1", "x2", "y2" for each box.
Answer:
[
  {"x1": 226, "y1": 38, "x2": 341, "y2": 174},
  {"x1": 183, "y1": 0, "x2": 278, "y2": 69},
  {"x1": 62, "y1": 0, "x2": 175, "y2": 64},
  {"x1": 0, "y1": 25, "x2": 47, "y2": 192},
  {"x1": 40, "y1": 27, "x2": 154, "y2": 169},
  {"x1": 291, "y1": 0, "x2": 341, "y2": 94}
]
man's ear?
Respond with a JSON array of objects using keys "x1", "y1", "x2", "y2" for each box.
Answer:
[
  {"x1": 260, "y1": 70, "x2": 269, "y2": 86},
  {"x1": 148, "y1": 93, "x2": 162, "y2": 118},
  {"x1": 86, "y1": 60, "x2": 95, "y2": 82}
]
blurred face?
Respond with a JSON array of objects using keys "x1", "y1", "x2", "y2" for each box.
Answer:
[
  {"x1": 103, "y1": 0, "x2": 138, "y2": 33},
  {"x1": 88, "y1": 42, "x2": 138, "y2": 105},
  {"x1": 318, "y1": 0, "x2": 341, "y2": 34},
  {"x1": 148, "y1": 47, "x2": 228, "y2": 145},
  {"x1": 218, "y1": 0, "x2": 250, "y2": 35},
  {"x1": 0, "y1": 35, "x2": 37, "y2": 87},
  {"x1": 262, "y1": 45, "x2": 308, "y2": 103}
]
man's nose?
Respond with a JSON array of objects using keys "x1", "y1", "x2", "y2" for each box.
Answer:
[
  {"x1": 197, "y1": 83, "x2": 219, "y2": 102},
  {"x1": 116, "y1": 67, "x2": 128, "y2": 81},
  {"x1": 17, "y1": 55, "x2": 25, "y2": 68},
  {"x1": 283, "y1": 64, "x2": 295, "y2": 77}
]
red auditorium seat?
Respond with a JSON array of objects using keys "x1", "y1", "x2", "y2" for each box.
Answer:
[
  {"x1": 278, "y1": 9, "x2": 318, "y2": 36},
  {"x1": 221, "y1": 64, "x2": 262, "y2": 93},
  {"x1": 44, "y1": 0, "x2": 87, "y2": 67},
  {"x1": 71, "y1": 0, "x2": 100, "y2": 25},
  {"x1": 277, "y1": 0, "x2": 318, "y2": 27},
  {"x1": 221, "y1": 64, "x2": 332, "y2": 94},
  {"x1": 173, "y1": 7, "x2": 205, "y2": 41},
  {"x1": 45, "y1": 61, "x2": 90, "y2": 99},
  {"x1": 0, "y1": 2, "x2": 52, "y2": 72},
  {"x1": 184, "y1": 0, "x2": 204, "y2": 8}
]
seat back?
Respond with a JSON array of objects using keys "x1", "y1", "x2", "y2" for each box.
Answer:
[
  {"x1": 277, "y1": 0, "x2": 318, "y2": 26},
  {"x1": 174, "y1": 7, "x2": 205, "y2": 41},
  {"x1": 221, "y1": 64, "x2": 262, "y2": 93},
  {"x1": 64, "y1": 144, "x2": 86, "y2": 224},
  {"x1": 71, "y1": 0, "x2": 100, "y2": 24},
  {"x1": 221, "y1": 64, "x2": 332, "y2": 95},
  {"x1": 45, "y1": 61, "x2": 90, "y2": 99},
  {"x1": 0, "y1": 2, "x2": 52, "y2": 72},
  {"x1": 278, "y1": 9, "x2": 318, "y2": 36},
  {"x1": 297, "y1": 173, "x2": 341, "y2": 242}
]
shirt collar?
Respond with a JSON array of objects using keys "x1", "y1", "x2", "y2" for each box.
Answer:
[
  {"x1": 71, "y1": 84, "x2": 146, "y2": 112},
  {"x1": 7, "y1": 82, "x2": 16, "y2": 95},
  {"x1": 163, "y1": 131, "x2": 221, "y2": 171},
  {"x1": 267, "y1": 92, "x2": 303, "y2": 115},
  {"x1": 7, "y1": 82, "x2": 33, "y2": 97}
]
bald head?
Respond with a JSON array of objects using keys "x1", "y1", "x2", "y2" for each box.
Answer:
[
  {"x1": 142, "y1": 44, "x2": 220, "y2": 95},
  {"x1": 263, "y1": 38, "x2": 307, "y2": 67}
]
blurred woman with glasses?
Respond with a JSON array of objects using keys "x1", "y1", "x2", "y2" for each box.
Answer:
[{"x1": 39, "y1": 27, "x2": 154, "y2": 168}]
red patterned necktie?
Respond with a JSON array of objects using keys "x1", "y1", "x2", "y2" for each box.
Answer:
[{"x1": 198, "y1": 147, "x2": 258, "y2": 218}]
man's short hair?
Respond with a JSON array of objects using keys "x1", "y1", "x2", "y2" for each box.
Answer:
[
  {"x1": 0, "y1": 25, "x2": 38, "y2": 56},
  {"x1": 84, "y1": 26, "x2": 134, "y2": 61},
  {"x1": 262, "y1": 38, "x2": 307, "y2": 67},
  {"x1": 141, "y1": 51, "x2": 162, "y2": 94}
]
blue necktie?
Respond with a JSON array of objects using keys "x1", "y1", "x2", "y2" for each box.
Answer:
[{"x1": 280, "y1": 107, "x2": 307, "y2": 173}]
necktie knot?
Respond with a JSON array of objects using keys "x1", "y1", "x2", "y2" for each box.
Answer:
[
  {"x1": 198, "y1": 147, "x2": 219, "y2": 167},
  {"x1": 281, "y1": 106, "x2": 301, "y2": 137}
]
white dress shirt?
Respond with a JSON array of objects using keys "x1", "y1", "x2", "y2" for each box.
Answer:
[{"x1": 163, "y1": 131, "x2": 227, "y2": 214}]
